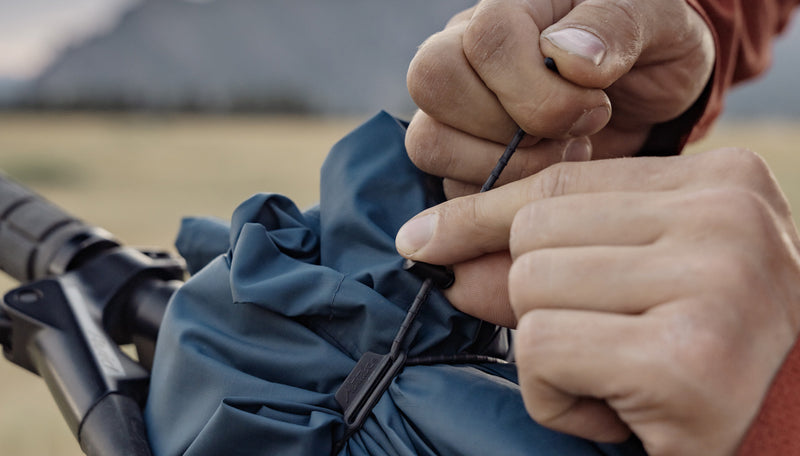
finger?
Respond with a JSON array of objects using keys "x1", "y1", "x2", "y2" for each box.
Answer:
[
  {"x1": 462, "y1": 0, "x2": 611, "y2": 138},
  {"x1": 515, "y1": 309, "x2": 654, "y2": 442},
  {"x1": 508, "y1": 246, "x2": 683, "y2": 317},
  {"x1": 396, "y1": 156, "x2": 684, "y2": 264},
  {"x1": 396, "y1": 151, "x2": 769, "y2": 265},
  {"x1": 539, "y1": 0, "x2": 707, "y2": 90},
  {"x1": 395, "y1": 183, "x2": 525, "y2": 263},
  {"x1": 407, "y1": 22, "x2": 519, "y2": 144},
  {"x1": 444, "y1": 251, "x2": 516, "y2": 328},
  {"x1": 406, "y1": 111, "x2": 592, "y2": 187},
  {"x1": 509, "y1": 192, "x2": 668, "y2": 255},
  {"x1": 442, "y1": 179, "x2": 481, "y2": 200}
]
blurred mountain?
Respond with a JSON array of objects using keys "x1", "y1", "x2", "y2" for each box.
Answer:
[
  {"x1": 11, "y1": 1, "x2": 800, "y2": 117},
  {"x1": 18, "y1": 0, "x2": 474, "y2": 115},
  {"x1": 0, "y1": 78, "x2": 28, "y2": 105}
]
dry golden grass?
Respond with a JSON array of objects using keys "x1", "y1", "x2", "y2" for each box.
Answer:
[{"x1": 0, "y1": 113, "x2": 798, "y2": 455}]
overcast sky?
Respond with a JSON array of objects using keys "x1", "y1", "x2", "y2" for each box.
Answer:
[{"x1": 0, "y1": 0, "x2": 136, "y2": 78}]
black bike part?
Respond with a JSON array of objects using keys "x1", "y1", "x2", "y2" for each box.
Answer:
[
  {"x1": 0, "y1": 173, "x2": 119, "y2": 283},
  {"x1": 0, "y1": 175, "x2": 187, "y2": 456},
  {"x1": 3, "y1": 279, "x2": 150, "y2": 443},
  {"x1": 79, "y1": 393, "x2": 152, "y2": 456}
]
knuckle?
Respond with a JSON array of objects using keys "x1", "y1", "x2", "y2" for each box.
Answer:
[
  {"x1": 513, "y1": 91, "x2": 565, "y2": 135},
  {"x1": 704, "y1": 148, "x2": 775, "y2": 193},
  {"x1": 696, "y1": 251, "x2": 755, "y2": 293},
  {"x1": 719, "y1": 147, "x2": 770, "y2": 178},
  {"x1": 510, "y1": 202, "x2": 552, "y2": 257},
  {"x1": 462, "y1": 11, "x2": 514, "y2": 76},
  {"x1": 508, "y1": 250, "x2": 550, "y2": 313},
  {"x1": 715, "y1": 147, "x2": 794, "y2": 217},
  {"x1": 690, "y1": 187, "x2": 774, "y2": 236},
  {"x1": 469, "y1": 199, "x2": 497, "y2": 241},
  {"x1": 404, "y1": 116, "x2": 450, "y2": 175},
  {"x1": 502, "y1": 142, "x2": 557, "y2": 183},
  {"x1": 658, "y1": 309, "x2": 734, "y2": 377},
  {"x1": 727, "y1": 189, "x2": 773, "y2": 227},
  {"x1": 450, "y1": 196, "x2": 499, "y2": 254},
  {"x1": 514, "y1": 311, "x2": 553, "y2": 358},
  {"x1": 578, "y1": 0, "x2": 643, "y2": 62},
  {"x1": 514, "y1": 317, "x2": 561, "y2": 421},
  {"x1": 526, "y1": 162, "x2": 575, "y2": 199},
  {"x1": 507, "y1": 256, "x2": 529, "y2": 313},
  {"x1": 406, "y1": 32, "x2": 460, "y2": 114},
  {"x1": 509, "y1": 203, "x2": 534, "y2": 256}
]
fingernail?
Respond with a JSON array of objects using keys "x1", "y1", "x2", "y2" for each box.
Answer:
[
  {"x1": 568, "y1": 106, "x2": 610, "y2": 137},
  {"x1": 396, "y1": 213, "x2": 437, "y2": 256},
  {"x1": 563, "y1": 138, "x2": 592, "y2": 162},
  {"x1": 543, "y1": 28, "x2": 606, "y2": 66}
]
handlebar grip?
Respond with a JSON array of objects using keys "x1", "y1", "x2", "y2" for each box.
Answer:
[{"x1": 0, "y1": 173, "x2": 118, "y2": 283}]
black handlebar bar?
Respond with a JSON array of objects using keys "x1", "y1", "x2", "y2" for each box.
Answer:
[{"x1": 0, "y1": 172, "x2": 186, "y2": 456}]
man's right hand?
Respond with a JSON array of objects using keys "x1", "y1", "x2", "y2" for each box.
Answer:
[
  {"x1": 396, "y1": 147, "x2": 800, "y2": 454},
  {"x1": 405, "y1": 0, "x2": 715, "y2": 198}
]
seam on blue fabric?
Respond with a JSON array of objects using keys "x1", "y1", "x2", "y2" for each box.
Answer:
[
  {"x1": 328, "y1": 273, "x2": 346, "y2": 321},
  {"x1": 309, "y1": 321, "x2": 356, "y2": 361},
  {"x1": 302, "y1": 273, "x2": 361, "y2": 359}
]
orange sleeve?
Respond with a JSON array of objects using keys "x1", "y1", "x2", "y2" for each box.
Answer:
[
  {"x1": 736, "y1": 338, "x2": 800, "y2": 454},
  {"x1": 639, "y1": 1, "x2": 798, "y2": 156},
  {"x1": 684, "y1": 0, "x2": 800, "y2": 140}
]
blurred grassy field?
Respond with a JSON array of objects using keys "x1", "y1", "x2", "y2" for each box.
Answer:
[{"x1": 0, "y1": 112, "x2": 799, "y2": 455}]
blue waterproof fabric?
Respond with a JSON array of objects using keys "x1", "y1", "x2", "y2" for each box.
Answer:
[{"x1": 144, "y1": 112, "x2": 647, "y2": 456}]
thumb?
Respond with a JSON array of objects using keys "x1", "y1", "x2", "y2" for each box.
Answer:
[{"x1": 540, "y1": 0, "x2": 694, "y2": 89}]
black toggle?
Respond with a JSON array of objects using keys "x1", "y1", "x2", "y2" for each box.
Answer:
[
  {"x1": 335, "y1": 351, "x2": 406, "y2": 432},
  {"x1": 402, "y1": 259, "x2": 454, "y2": 289}
]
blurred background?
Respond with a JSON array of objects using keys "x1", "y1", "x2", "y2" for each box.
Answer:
[{"x1": 0, "y1": 1, "x2": 798, "y2": 455}]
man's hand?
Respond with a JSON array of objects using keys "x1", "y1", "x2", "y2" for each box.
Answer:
[
  {"x1": 395, "y1": 148, "x2": 800, "y2": 455},
  {"x1": 406, "y1": 0, "x2": 715, "y2": 198}
]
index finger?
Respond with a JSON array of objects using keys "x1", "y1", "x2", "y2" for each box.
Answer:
[{"x1": 395, "y1": 155, "x2": 688, "y2": 265}]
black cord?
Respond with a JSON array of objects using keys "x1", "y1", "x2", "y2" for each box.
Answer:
[
  {"x1": 390, "y1": 278, "x2": 434, "y2": 357},
  {"x1": 396, "y1": 127, "x2": 526, "y2": 367},
  {"x1": 405, "y1": 353, "x2": 509, "y2": 366},
  {"x1": 480, "y1": 128, "x2": 526, "y2": 193}
]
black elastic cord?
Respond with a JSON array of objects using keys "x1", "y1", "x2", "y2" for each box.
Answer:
[
  {"x1": 401, "y1": 128, "x2": 525, "y2": 367},
  {"x1": 481, "y1": 128, "x2": 526, "y2": 193},
  {"x1": 405, "y1": 353, "x2": 510, "y2": 366},
  {"x1": 390, "y1": 278, "x2": 433, "y2": 356}
]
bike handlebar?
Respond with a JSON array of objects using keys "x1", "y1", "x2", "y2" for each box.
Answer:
[{"x1": 0, "y1": 173, "x2": 119, "y2": 283}]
